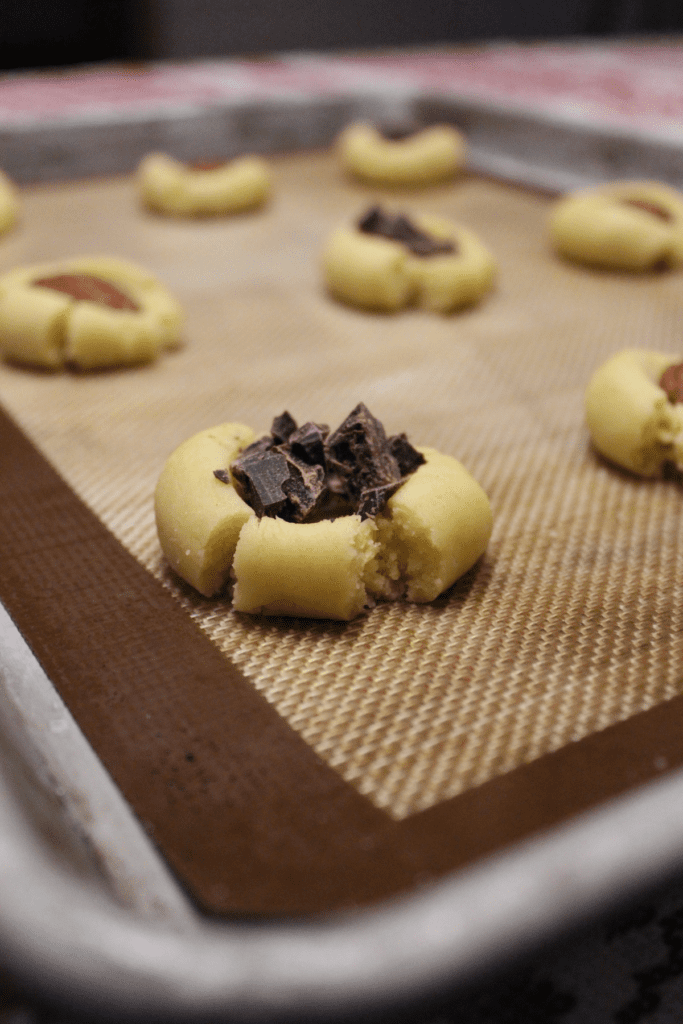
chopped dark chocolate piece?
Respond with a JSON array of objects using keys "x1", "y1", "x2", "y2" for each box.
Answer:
[
  {"x1": 326, "y1": 402, "x2": 402, "y2": 501},
  {"x1": 228, "y1": 403, "x2": 426, "y2": 523},
  {"x1": 357, "y1": 482, "x2": 402, "y2": 520},
  {"x1": 280, "y1": 453, "x2": 326, "y2": 522},
  {"x1": 406, "y1": 231, "x2": 455, "y2": 258},
  {"x1": 213, "y1": 468, "x2": 231, "y2": 484},
  {"x1": 660, "y1": 362, "x2": 683, "y2": 404},
  {"x1": 358, "y1": 206, "x2": 397, "y2": 239},
  {"x1": 358, "y1": 205, "x2": 456, "y2": 258},
  {"x1": 230, "y1": 449, "x2": 290, "y2": 518},
  {"x1": 271, "y1": 411, "x2": 298, "y2": 444},
  {"x1": 237, "y1": 435, "x2": 275, "y2": 460},
  {"x1": 310, "y1": 489, "x2": 355, "y2": 521},
  {"x1": 289, "y1": 421, "x2": 328, "y2": 467},
  {"x1": 388, "y1": 433, "x2": 426, "y2": 476},
  {"x1": 381, "y1": 124, "x2": 416, "y2": 141}
]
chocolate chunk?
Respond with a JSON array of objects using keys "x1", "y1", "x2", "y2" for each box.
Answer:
[
  {"x1": 358, "y1": 206, "x2": 456, "y2": 258},
  {"x1": 311, "y1": 489, "x2": 355, "y2": 521},
  {"x1": 381, "y1": 124, "x2": 416, "y2": 141},
  {"x1": 358, "y1": 207, "x2": 380, "y2": 231},
  {"x1": 213, "y1": 468, "x2": 231, "y2": 484},
  {"x1": 357, "y1": 482, "x2": 401, "y2": 520},
  {"x1": 230, "y1": 449, "x2": 290, "y2": 518},
  {"x1": 660, "y1": 362, "x2": 683, "y2": 404},
  {"x1": 623, "y1": 199, "x2": 672, "y2": 222},
  {"x1": 228, "y1": 403, "x2": 425, "y2": 523},
  {"x1": 406, "y1": 231, "x2": 456, "y2": 258},
  {"x1": 238, "y1": 436, "x2": 275, "y2": 460},
  {"x1": 289, "y1": 422, "x2": 329, "y2": 467},
  {"x1": 388, "y1": 433, "x2": 426, "y2": 476},
  {"x1": 280, "y1": 453, "x2": 326, "y2": 522},
  {"x1": 326, "y1": 402, "x2": 402, "y2": 501},
  {"x1": 33, "y1": 274, "x2": 139, "y2": 311},
  {"x1": 271, "y1": 411, "x2": 298, "y2": 444}
]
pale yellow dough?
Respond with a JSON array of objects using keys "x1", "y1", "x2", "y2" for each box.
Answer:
[
  {"x1": 0, "y1": 170, "x2": 19, "y2": 235},
  {"x1": 549, "y1": 181, "x2": 683, "y2": 271},
  {"x1": 322, "y1": 213, "x2": 496, "y2": 313},
  {"x1": 585, "y1": 349, "x2": 683, "y2": 475},
  {"x1": 373, "y1": 447, "x2": 494, "y2": 603},
  {"x1": 137, "y1": 153, "x2": 271, "y2": 216},
  {"x1": 337, "y1": 123, "x2": 466, "y2": 187},
  {"x1": 154, "y1": 427, "x2": 493, "y2": 620},
  {"x1": 0, "y1": 256, "x2": 183, "y2": 370},
  {"x1": 154, "y1": 422, "x2": 256, "y2": 596},
  {"x1": 232, "y1": 515, "x2": 379, "y2": 620}
]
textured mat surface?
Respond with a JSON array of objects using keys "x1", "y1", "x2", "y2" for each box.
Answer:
[{"x1": 0, "y1": 152, "x2": 682, "y2": 912}]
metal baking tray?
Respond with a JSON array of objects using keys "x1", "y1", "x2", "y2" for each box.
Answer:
[{"x1": 1, "y1": 43, "x2": 683, "y2": 1021}]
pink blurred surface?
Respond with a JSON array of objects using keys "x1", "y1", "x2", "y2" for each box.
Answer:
[{"x1": 0, "y1": 41, "x2": 682, "y2": 134}]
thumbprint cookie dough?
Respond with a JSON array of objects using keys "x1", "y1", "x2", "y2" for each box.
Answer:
[
  {"x1": 549, "y1": 181, "x2": 683, "y2": 271},
  {"x1": 0, "y1": 256, "x2": 183, "y2": 370},
  {"x1": 155, "y1": 403, "x2": 492, "y2": 620},
  {"x1": 322, "y1": 205, "x2": 496, "y2": 313},
  {"x1": 337, "y1": 122, "x2": 466, "y2": 187},
  {"x1": 585, "y1": 349, "x2": 683, "y2": 475},
  {"x1": 0, "y1": 170, "x2": 19, "y2": 235},
  {"x1": 137, "y1": 152, "x2": 271, "y2": 216}
]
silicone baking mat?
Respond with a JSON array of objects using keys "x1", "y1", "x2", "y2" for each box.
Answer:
[{"x1": 1, "y1": 152, "x2": 682, "y2": 916}]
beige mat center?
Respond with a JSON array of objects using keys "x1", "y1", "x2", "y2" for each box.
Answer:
[{"x1": 1, "y1": 152, "x2": 682, "y2": 820}]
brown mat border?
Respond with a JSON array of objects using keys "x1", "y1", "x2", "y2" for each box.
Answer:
[{"x1": 2, "y1": 401, "x2": 682, "y2": 917}]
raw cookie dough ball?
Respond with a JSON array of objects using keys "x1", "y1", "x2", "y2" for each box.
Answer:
[
  {"x1": 154, "y1": 406, "x2": 493, "y2": 620},
  {"x1": 0, "y1": 170, "x2": 19, "y2": 235},
  {"x1": 322, "y1": 206, "x2": 496, "y2": 313},
  {"x1": 137, "y1": 153, "x2": 271, "y2": 217},
  {"x1": 585, "y1": 349, "x2": 683, "y2": 475},
  {"x1": 549, "y1": 181, "x2": 683, "y2": 271},
  {"x1": 0, "y1": 256, "x2": 183, "y2": 370},
  {"x1": 337, "y1": 123, "x2": 466, "y2": 187}
]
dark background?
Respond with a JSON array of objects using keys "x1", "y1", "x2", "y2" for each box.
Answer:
[{"x1": 0, "y1": 0, "x2": 682, "y2": 71}]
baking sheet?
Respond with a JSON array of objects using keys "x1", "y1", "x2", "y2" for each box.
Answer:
[
  {"x1": 1, "y1": 145, "x2": 683, "y2": 1021},
  {"x1": 1, "y1": 149, "x2": 683, "y2": 918}
]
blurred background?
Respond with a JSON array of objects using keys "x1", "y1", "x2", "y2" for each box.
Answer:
[{"x1": 1, "y1": 0, "x2": 682, "y2": 71}]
